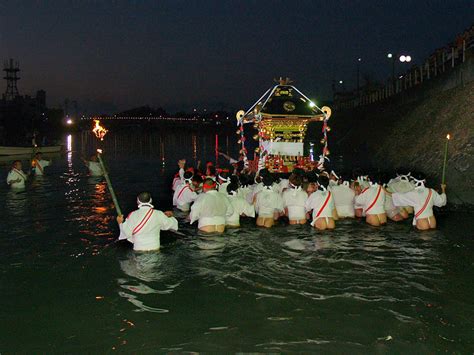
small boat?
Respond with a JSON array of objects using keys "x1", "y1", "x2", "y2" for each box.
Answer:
[{"x1": 0, "y1": 145, "x2": 63, "y2": 156}]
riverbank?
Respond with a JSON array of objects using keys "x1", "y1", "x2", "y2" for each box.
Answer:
[{"x1": 330, "y1": 58, "x2": 474, "y2": 206}]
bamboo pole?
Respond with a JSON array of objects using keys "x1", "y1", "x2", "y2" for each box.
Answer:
[{"x1": 97, "y1": 151, "x2": 122, "y2": 216}]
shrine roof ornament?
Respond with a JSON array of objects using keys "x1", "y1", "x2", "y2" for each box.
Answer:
[{"x1": 240, "y1": 77, "x2": 325, "y2": 123}]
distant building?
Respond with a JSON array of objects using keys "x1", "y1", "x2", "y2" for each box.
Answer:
[{"x1": 0, "y1": 59, "x2": 50, "y2": 145}]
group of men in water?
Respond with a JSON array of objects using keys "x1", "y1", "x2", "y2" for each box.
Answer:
[
  {"x1": 6, "y1": 153, "x2": 104, "y2": 190},
  {"x1": 6, "y1": 153, "x2": 52, "y2": 189},
  {"x1": 5, "y1": 152, "x2": 447, "y2": 253},
  {"x1": 117, "y1": 157, "x2": 447, "y2": 251}
]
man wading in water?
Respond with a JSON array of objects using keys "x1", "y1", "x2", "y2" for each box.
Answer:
[
  {"x1": 389, "y1": 174, "x2": 447, "y2": 230},
  {"x1": 6, "y1": 160, "x2": 28, "y2": 189},
  {"x1": 189, "y1": 177, "x2": 234, "y2": 233},
  {"x1": 117, "y1": 192, "x2": 178, "y2": 251}
]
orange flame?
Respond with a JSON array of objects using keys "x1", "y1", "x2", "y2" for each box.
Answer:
[
  {"x1": 446, "y1": 134, "x2": 451, "y2": 140},
  {"x1": 92, "y1": 120, "x2": 108, "y2": 141}
]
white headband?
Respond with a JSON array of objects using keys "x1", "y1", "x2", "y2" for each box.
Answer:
[
  {"x1": 330, "y1": 170, "x2": 339, "y2": 180},
  {"x1": 184, "y1": 174, "x2": 193, "y2": 184},
  {"x1": 218, "y1": 174, "x2": 230, "y2": 183},
  {"x1": 289, "y1": 182, "x2": 301, "y2": 190},
  {"x1": 137, "y1": 197, "x2": 154, "y2": 208},
  {"x1": 412, "y1": 177, "x2": 425, "y2": 189},
  {"x1": 397, "y1": 172, "x2": 411, "y2": 182}
]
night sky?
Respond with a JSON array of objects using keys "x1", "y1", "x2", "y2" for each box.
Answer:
[{"x1": 0, "y1": 1, "x2": 472, "y2": 114}]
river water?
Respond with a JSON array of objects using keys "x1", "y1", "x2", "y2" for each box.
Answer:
[{"x1": 0, "y1": 131, "x2": 473, "y2": 353}]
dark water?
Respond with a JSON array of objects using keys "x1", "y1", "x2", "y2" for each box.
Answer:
[{"x1": 1, "y1": 132, "x2": 473, "y2": 353}]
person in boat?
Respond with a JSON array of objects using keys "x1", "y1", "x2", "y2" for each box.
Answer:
[
  {"x1": 254, "y1": 174, "x2": 284, "y2": 228},
  {"x1": 171, "y1": 159, "x2": 186, "y2": 191},
  {"x1": 305, "y1": 175, "x2": 336, "y2": 230},
  {"x1": 282, "y1": 173, "x2": 308, "y2": 225},
  {"x1": 329, "y1": 174, "x2": 355, "y2": 218},
  {"x1": 7, "y1": 160, "x2": 28, "y2": 189},
  {"x1": 354, "y1": 174, "x2": 387, "y2": 226},
  {"x1": 31, "y1": 153, "x2": 51, "y2": 176},
  {"x1": 189, "y1": 177, "x2": 234, "y2": 233},
  {"x1": 82, "y1": 154, "x2": 103, "y2": 177},
  {"x1": 226, "y1": 183, "x2": 255, "y2": 228},
  {"x1": 217, "y1": 171, "x2": 231, "y2": 193},
  {"x1": 117, "y1": 192, "x2": 178, "y2": 252},
  {"x1": 173, "y1": 171, "x2": 200, "y2": 212},
  {"x1": 390, "y1": 174, "x2": 447, "y2": 230}
]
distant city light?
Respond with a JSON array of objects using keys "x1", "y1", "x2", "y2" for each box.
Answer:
[
  {"x1": 66, "y1": 118, "x2": 73, "y2": 125},
  {"x1": 399, "y1": 55, "x2": 406, "y2": 62},
  {"x1": 405, "y1": 55, "x2": 412, "y2": 62},
  {"x1": 338, "y1": 80, "x2": 343, "y2": 84},
  {"x1": 387, "y1": 53, "x2": 393, "y2": 58},
  {"x1": 357, "y1": 58, "x2": 362, "y2": 62}
]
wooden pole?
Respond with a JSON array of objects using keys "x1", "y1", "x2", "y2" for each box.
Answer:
[{"x1": 97, "y1": 152, "x2": 122, "y2": 216}]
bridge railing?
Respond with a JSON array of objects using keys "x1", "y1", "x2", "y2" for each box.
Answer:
[{"x1": 334, "y1": 25, "x2": 474, "y2": 111}]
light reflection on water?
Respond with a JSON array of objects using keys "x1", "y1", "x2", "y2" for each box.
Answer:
[{"x1": 0, "y1": 131, "x2": 473, "y2": 353}]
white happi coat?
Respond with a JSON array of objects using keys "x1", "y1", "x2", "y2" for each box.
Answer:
[
  {"x1": 172, "y1": 182, "x2": 198, "y2": 212},
  {"x1": 6, "y1": 168, "x2": 27, "y2": 189},
  {"x1": 218, "y1": 181, "x2": 230, "y2": 194},
  {"x1": 354, "y1": 184, "x2": 386, "y2": 215},
  {"x1": 189, "y1": 190, "x2": 234, "y2": 228},
  {"x1": 273, "y1": 179, "x2": 288, "y2": 194},
  {"x1": 171, "y1": 168, "x2": 185, "y2": 191},
  {"x1": 392, "y1": 187, "x2": 446, "y2": 225},
  {"x1": 330, "y1": 183, "x2": 355, "y2": 218},
  {"x1": 384, "y1": 193, "x2": 401, "y2": 218},
  {"x1": 226, "y1": 194, "x2": 255, "y2": 226},
  {"x1": 88, "y1": 161, "x2": 103, "y2": 176},
  {"x1": 387, "y1": 177, "x2": 415, "y2": 193},
  {"x1": 254, "y1": 186, "x2": 284, "y2": 218},
  {"x1": 119, "y1": 204, "x2": 178, "y2": 251},
  {"x1": 32, "y1": 159, "x2": 51, "y2": 176},
  {"x1": 237, "y1": 185, "x2": 253, "y2": 204},
  {"x1": 305, "y1": 190, "x2": 335, "y2": 224},
  {"x1": 250, "y1": 182, "x2": 264, "y2": 203},
  {"x1": 282, "y1": 187, "x2": 308, "y2": 220}
]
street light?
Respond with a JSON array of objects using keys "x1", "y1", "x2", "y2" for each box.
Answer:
[
  {"x1": 356, "y1": 58, "x2": 362, "y2": 97},
  {"x1": 387, "y1": 53, "x2": 393, "y2": 59},
  {"x1": 399, "y1": 54, "x2": 412, "y2": 63},
  {"x1": 338, "y1": 80, "x2": 343, "y2": 84}
]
